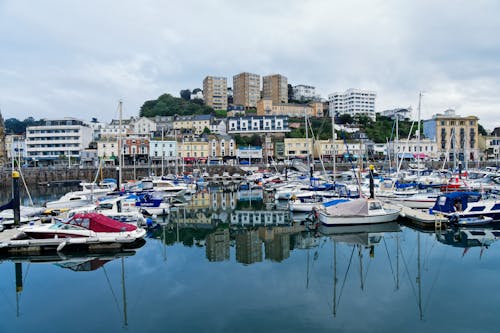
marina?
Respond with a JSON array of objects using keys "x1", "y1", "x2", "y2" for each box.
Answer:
[{"x1": 2, "y1": 177, "x2": 500, "y2": 332}]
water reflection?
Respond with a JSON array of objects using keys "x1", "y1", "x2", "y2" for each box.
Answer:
[{"x1": 3, "y1": 185, "x2": 500, "y2": 331}]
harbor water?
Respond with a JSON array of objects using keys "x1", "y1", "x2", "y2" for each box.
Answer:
[{"x1": 1, "y1": 185, "x2": 500, "y2": 333}]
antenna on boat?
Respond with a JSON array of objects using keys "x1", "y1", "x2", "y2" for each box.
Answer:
[{"x1": 118, "y1": 100, "x2": 123, "y2": 190}]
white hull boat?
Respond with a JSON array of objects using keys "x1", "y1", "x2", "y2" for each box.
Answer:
[{"x1": 318, "y1": 198, "x2": 400, "y2": 226}]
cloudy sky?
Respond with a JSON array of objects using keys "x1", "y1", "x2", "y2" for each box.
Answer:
[{"x1": 1, "y1": 0, "x2": 499, "y2": 129}]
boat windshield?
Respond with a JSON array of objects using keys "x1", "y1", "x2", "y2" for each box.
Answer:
[
  {"x1": 369, "y1": 202, "x2": 383, "y2": 210},
  {"x1": 49, "y1": 222, "x2": 87, "y2": 230}
]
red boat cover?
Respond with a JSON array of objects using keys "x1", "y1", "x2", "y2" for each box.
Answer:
[{"x1": 68, "y1": 213, "x2": 137, "y2": 232}]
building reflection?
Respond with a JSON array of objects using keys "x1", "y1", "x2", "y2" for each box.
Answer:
[
  {"x1": 235, "y1": 230, "x2": 262, "y2": 264},
  {"x1": 206, "y1": 228, "x2": 230, "y2": 262},
  {"x1": 157, "y1": 187, "x2": 315, "y2": 264}
]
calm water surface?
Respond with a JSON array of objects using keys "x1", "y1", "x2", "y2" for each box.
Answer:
[{"x1": 1, "y1": 185, "x2": 499, "y2": 333}]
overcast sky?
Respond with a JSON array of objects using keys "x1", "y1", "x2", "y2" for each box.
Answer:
[{"x1": 1, "y1": 0, "x2": 499, "y2": 129}]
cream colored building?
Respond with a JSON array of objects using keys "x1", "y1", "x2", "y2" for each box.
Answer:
[
  {"x1": 313, "y1": 139, "x2": 346, "y2": 158},
  {"x1": 233, "y1": 72, "x2": 261, "y2": 109},
  {"x1": 173, "y1": 115, "x2": 213, "y2": 135},
  {"x1": 257, "y1": 99, "x2": 324, "y2": 117},
  {"x1": 97, "y1": 138, "x2": 119, "y2": 162},
  {"x1": 423, "y1": 109, "x2": 479, "y2": 161},
  {"x1": 178, "y1": 138, "x2": 210, "y2": 160},
  {"x1": 263, "y1": 74, "x2": 288, "y2": 104},
  {"x1": 284, "y1": 138, "x2": 347, "y2": 159},
  {"x1": 389, "y1": 138, "x2": 439, "y2": 159},
  {"x1": 203, "y1": 76, "x2": 228, "y2": 110}
]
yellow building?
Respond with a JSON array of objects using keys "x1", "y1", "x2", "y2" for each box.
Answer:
[
  {"x1": 284, "y1": 138, "x2": 347, "y2": 159},
  {"x1": 177, "y1": 138, "x2": 210, "y2": 161},
  {"x1": 257, "y1": 99, "x2": 323, "y2": 117},
  {"x1": 423, "y1": 109, "x2": 479, "y2": 161},
  {"x1": 284, "y1": 138, "x2": 313, "y2": 159},
  {"x1": 313, "y1": 139, "x2": 346, "y2": 158}
]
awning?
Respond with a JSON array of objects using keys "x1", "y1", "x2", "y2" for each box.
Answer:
[{"x1": 413, "y1": 153, "x2": 427, "y2": 159}]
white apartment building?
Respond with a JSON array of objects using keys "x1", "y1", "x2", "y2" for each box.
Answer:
[
  {"x1": 292, "y1": 85, "x2": 320, "y2": 101},
  {"x1": 388, "y1": 138, "x2": 439, "y2": 159},
  {"x1": 190, "y1": 90, "x2": 204, "y2": 100},
  {"x1": 328, "y1": 88, "x2": 377, "y2": 120},
  {"x1": 99, "y1": 118, "x2": 134, "y2": 138},
  {"x1": 381, "y1": 107, "x2": 412, "y2": 120},
  {"x1": 26, "y1": 118, "x2": 93, "y2": 164},
  {"x1": 227, "y1": 116, "x2": 290, "y2": 135}
]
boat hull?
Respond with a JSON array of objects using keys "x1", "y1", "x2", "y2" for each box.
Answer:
[{"x1": 319, "y1": 209, "x2": 400, "y2": 226}]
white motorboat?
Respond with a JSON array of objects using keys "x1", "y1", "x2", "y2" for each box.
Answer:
[{"x1": 19, "y1": 213, "x2": 146, "y2": 243}]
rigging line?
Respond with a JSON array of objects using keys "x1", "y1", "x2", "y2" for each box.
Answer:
[
  {"x1": 399, "y1": 242, "x2": 420, "y2": 309},
  {"x1": 337, "y1": 245, "x2": 355, "y2": 305},
  {"x1": 362, "y1": 256, "x2": 372, "y2": 286},
  {"x1": 423, "y1": 236, "x2": 438, "y2": 270},
  {"x1": 383, "y1": 237, "x2": 397, "y2": 286},
  {"x1": 423, "y1": 246, "x2": 449, "y2": 312},
  {"x1": 18, "y1": 167, "x2": 34, "y2": 206},
  {"x1": 102, "y1": 266, "x2": 122, "y2": 317}
]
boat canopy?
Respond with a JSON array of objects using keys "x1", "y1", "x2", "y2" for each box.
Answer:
[
  {"x1": 325, "y1": 198, "x2": 369, "y2": 216},
  {"x1": 67, "y1": 213, "x2": 137, "y2": 232},
  {"x1": 431, "y1": 192, "x2": 482, "y2": 213}
]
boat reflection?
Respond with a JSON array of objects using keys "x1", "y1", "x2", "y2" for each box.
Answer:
[
  {"x1": 323, "y1": 222, "x2": 401, "y2": 317},
  {"x1": 436, "y1": 227, "x2": 500, "y2": 254}
]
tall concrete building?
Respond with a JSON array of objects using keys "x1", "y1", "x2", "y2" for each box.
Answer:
[
  {"x1": 233, "y1": 72, "x2": 261, "y2": 109},
  {"x1": 203, "y1": 76, "x2": 228, "y2": 110},
  {"x1": 262, "y1": 74, "x2": 288, "y2": 104},
  {"x1": 328, "y1": 88, "x2": 376, "y2": 120}
]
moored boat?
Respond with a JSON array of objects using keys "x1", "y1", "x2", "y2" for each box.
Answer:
[
  {"x1": 317, "y1": 198, "x2": 400, "y2": 226},
  {"x1": 19, "y1": 213, "x2": 146, "y2": 242}
]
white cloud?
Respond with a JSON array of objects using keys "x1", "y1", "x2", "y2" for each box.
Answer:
[{"x1": 0, "y1": 0, "x2": 499, "y2": 128}]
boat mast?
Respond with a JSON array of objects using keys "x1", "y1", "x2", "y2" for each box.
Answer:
[
  {"x1": 416, "y1": 92, "x2": 422, "y2": 178},
  {"x1": 332, "y1": 110, "x2": 336, "y2": 182},
  {"x1": 305, "y1": 109, "x2": 311, "y2": 183},
  {"x1": 118, "y1": 100, "x2": 123, "y2": 189},
  {"x1": 161, "y1": 127, "x2": 164, "y2": 177}
]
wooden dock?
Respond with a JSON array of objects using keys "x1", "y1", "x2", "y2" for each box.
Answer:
[{"x1": 385, "y1": 203, "x2": 448, "y2": 229}]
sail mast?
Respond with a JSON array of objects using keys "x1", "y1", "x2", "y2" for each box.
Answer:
[{"x1": 118, "y1": 100, "x2": 123, "y2": 189}]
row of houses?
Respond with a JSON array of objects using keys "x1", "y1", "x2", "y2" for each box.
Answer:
[{"x1": 5, "y1": 108, "x2": 500, "y2": 167}]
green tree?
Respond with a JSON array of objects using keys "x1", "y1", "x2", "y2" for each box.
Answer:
[
  {"x1": 338, "y1": 114, "x2": 353, "y2": 124},
  {"x1": 202, "y1": 127, "x2": 211, "y2": 134},
  {"x1": 180, "y1": 89, "x2": 191, "y2": 101},
  {"x1": 140, "y1": 93, "x2": 214, "y2": 117},
  {"x1": 478, "y1": 123, "x2": 488, "y2": 136}
]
